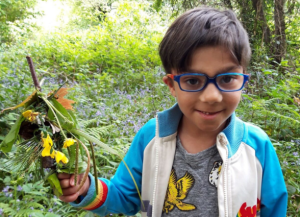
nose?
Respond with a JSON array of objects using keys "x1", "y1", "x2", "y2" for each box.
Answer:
[{"x1": 199, "y1": 83, "x2": 222, "y2": 104}]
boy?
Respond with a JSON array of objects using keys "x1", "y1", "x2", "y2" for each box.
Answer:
[{"x1": 58, "y1": 7, "x2": 287, "y2": 217}]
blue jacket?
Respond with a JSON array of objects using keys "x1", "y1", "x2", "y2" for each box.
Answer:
[{"x1": 71, "y1": 103, "x2": 287, "y2": 217}]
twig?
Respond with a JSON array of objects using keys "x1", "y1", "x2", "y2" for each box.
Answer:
[
  {"x1": 26, "y1": 56, "x2": 41, "y2": 91},
  {"x1": 76, "y1": 140, "x2": 90, "y2": 193},
  {"x1": 89, "y1": 141, "x2": 99, "y2": 194},
  {"x1": 74, "y1": 140, "x2": 79, "y2": 186}
]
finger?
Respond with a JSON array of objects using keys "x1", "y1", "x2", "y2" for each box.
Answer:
[
  {"x1": 60, "y1": 179, "x2": 72, "y2": 189},
  {"x1": 70, "y1": 174, "x2": 85, "y2": 187},
  {"x1": 57, "y1": 173, "x2": 71, "y2": 180},
  {"x1": 62, "y1": 186, "x2": 79, "y2": 196},
  {"x1": 59, "y1": 192, "x2": 79, "y2": 203},
  {"x1": 69, "y1": 174, "x2": 75, "y2": 187}
]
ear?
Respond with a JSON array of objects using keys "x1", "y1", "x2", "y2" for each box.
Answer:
[{"x1": 162, "y1": 76, "x2": 176, "y2": 97}]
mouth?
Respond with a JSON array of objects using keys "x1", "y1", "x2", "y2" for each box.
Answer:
[{"x1": 198, "y1": 110, "x2": 222, "y2": 115}]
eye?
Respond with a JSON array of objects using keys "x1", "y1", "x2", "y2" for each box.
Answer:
[
  {"x1": 220, "y1": 75, "x2": 236, "y2": 83},
  {"x1": 186, "y1": 78, "x2": 199, "y2": 85}
]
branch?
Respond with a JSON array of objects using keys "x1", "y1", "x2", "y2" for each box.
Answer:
[{"x1": 26, "y1": 56, "x2": 41, "y2": 91}]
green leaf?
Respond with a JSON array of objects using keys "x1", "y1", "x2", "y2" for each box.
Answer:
[
  {"x1": 47, "y1": 173, "x2": 63, "y2": 197},
  {"x1": 68, "y1": 144, "x2": 77, "y2": 171},
  {"x1": 31, "y1": 213, "x2": 45, "y2": 217},
  {"x1": 0, "y1": 115, "x2": 24, "y2": 152},
  {"x1": 44, "y1": 213, "x2": 61, "y2": 217},
  {"x1": 286, "y1": 184, "x2": 296, "y2": 194},
  {"x1": 57, "y1": 158, "x2": 87, "y2": 174},
  {"x1": 83, "y1": 212, "x2": 95, "y2": 217},
  {"x1": 70, "y1": 129, "x2": 122, "y2": 158},
  {"x1": 48, "y1": 98, "x2": 75, "y2": 130}
]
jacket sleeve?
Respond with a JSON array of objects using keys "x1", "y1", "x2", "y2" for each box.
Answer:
[
  {"x1": 70, "y1": 119, "x2": 156, "y2": 216},
  {"x1": 249, "y1": 125, "x2": 288, "y2": 217},
  {"x1": 260, "y1": 138, "x2": 288, "y2": 216}
]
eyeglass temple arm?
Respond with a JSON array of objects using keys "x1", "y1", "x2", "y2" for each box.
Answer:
[{"x1": 167, "y1": 74, "x2": 175, "y2": 79}]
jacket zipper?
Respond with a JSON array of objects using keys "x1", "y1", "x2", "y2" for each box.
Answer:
[
  {"x1": 152, "y1": 117, "x2": 159, "y2": 217},
  {"x1": 223, "y1": 147, "x2": 229, "y2": 217}
]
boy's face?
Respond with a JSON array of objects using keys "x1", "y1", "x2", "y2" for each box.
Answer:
[{"x1": 163, "y1": 46, "x2": 243, "y2": 134}]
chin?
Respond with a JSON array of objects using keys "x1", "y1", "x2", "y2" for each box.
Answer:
[{"x1": 198, "y1": 123, "x2": 225, "y2": 132}]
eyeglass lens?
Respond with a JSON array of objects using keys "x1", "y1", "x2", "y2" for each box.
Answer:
[{"x1": 179, "y1": 74, "x2": 244, "y2": 91}]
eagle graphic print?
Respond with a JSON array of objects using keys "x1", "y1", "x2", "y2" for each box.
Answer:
[{"x1": 163, "y1": 168, "x2": 196, "y2": 213}]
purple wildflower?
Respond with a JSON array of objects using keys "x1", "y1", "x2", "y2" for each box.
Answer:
[
  {"x1": 2, "y1": 186, "x2": 9, "y2": 193},
  {"x1": 17, "y1": 185, "x2": 22, "y2": 191}
]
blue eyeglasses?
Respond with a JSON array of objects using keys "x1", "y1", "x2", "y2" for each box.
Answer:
[{"x1": 167, "y1": 72, "x2": 249, "y2": 92}]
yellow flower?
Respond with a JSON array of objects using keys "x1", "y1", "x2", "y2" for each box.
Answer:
[
  {"x1": 50, "y1": 150, "x2": 56, "y2": 159},
  {"x1": 22, "y1": 110, "x2": 32, "y2": 118},
  {"x1": 41, "y1": 134, "x2": 55, "y2": 158},
  {"x1": 55, "y1": 151, "x2": 69, "y2": 164},
  {"x1": 41, "y1": 145, "x2": 52, "y2": 157},
  {"x1": 63, "y1": 138, "x2": 76, "y2": 148},
  {"x1": 42, "y1": 134, "x2": 53, "y2": 148},
  {"x1": 22, "y1": 110, "x2": 39, "y2": 122}
]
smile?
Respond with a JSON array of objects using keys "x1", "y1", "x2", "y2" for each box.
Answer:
[
  {"x1": 198, "y1": 110, "x2": 222, "y2": 115},
  {"x1": 197, "y1": 110, "x2": 223, "y2": 120}
]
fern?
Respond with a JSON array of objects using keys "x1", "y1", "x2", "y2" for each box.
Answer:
[
  {"x1": 79, "y1": 117, "x2": 109, "y2": 128},
  {"x1": 0, "y1": 202, "x2": 17, "y2": 216},
  {"x1": 15, "y1": 209, "x2": 44, "y2": 217}
]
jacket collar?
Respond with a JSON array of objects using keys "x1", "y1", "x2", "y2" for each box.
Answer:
[{"x1": 157, "y1": 103, "x2": 244, "y2": 158}]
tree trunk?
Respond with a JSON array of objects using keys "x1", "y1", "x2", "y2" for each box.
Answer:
[
  {"x1": 235, "y1": 0, "x2": 254, "y2": 33},
  {"x1": 251, "y1": 0, "x2": 271, "y2": 46},
  {"x1": 223, "y1": 0, "x2": 233, "y2": 9},
  {"x1": 273, "y1": 0, "x2": 286, "y2": 64}
]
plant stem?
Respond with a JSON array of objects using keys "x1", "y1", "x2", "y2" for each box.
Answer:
[
  {"x1": 42, "y1": 97, "x2": 67, "y2": 139},
  {"x1": 26, "y1": 56, "x2": 41, "y2": 91},
  {"x1": 74, "y1": 141, "x2": 79, "y2": 186},
  {"x1": 75, "y1": 140, "x2": 90, "y2": 193},
  {"x1": 89, "y1": 141, "x2": 99, "y2": 194}
]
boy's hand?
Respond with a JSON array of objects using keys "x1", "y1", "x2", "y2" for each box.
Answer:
[{"x1": 58, "y1": 173, "x2": 91, "y2": 203}]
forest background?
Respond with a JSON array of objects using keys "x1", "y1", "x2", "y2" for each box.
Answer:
[{"x1": 0, "y1": 0, "x2": 299, "y2": 216}]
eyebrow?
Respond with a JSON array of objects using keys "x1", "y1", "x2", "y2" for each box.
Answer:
[{"x1": 186, "y1": 65, "x2": 242, "y2": 75}]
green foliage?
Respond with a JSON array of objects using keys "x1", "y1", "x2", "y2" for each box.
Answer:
[
  {"x1": 66, "y1": 0, "x2": 116, "y2": 27},
  {"x1": 0, "y1": 115, "x2": 24, "y2": 152},
  {"x1": 0, "y1": 0, "x2": 39, "y2": 43},
  {"x1": 0, "y1": 0, "x2": 300, "y2": 216}
]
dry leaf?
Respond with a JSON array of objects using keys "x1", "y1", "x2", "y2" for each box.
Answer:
[
  {"x1": 1, "y1": 91, "x2": 37, "y2": 113},
  {"x1": 54, "y1": 88, "x2": 75, "y2": 110},
  {"x1": 294, "y1": 97, "x2": 300, "y2": 106},
  {"x1": 49, "y1": 122, "x2": 60, "y2": 134}
]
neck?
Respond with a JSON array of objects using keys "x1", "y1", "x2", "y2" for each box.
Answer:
[{"x1": 178, "y1": 117, "x2": 227, "y2": 154}]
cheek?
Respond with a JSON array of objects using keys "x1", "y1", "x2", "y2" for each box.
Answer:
[{"x1": 225, "y1": 92, "x2": 241, "y2": 108}]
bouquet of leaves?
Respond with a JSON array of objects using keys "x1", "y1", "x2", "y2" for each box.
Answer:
[{"x1": 0, "y1": 57, "x2": 127, "y2": 197}]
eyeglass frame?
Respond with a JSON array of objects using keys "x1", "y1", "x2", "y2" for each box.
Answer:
[{"x1": 167, "y1": 72, "x2": 249, "y2": 92}]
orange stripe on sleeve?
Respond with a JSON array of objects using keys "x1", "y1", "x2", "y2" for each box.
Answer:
[{"x1": 84, "y1": 179, "x2": 108, "y2": 210}]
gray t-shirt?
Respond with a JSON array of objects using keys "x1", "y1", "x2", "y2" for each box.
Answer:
[{"x1": 161, "y1": 137, "x2": 223, "y2": 217}]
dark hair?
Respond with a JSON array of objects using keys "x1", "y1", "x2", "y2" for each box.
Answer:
[{"x1": 159, "y1": 7, "x2": 251, "y2": 74}]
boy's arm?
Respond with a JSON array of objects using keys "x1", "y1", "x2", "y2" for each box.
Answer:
[
  {"x1": 259, "y1": 138, "x2": 288, "y2": 216},
  {"x1": 70, "y1": 119, "x2": 156, "y2": 216}
]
